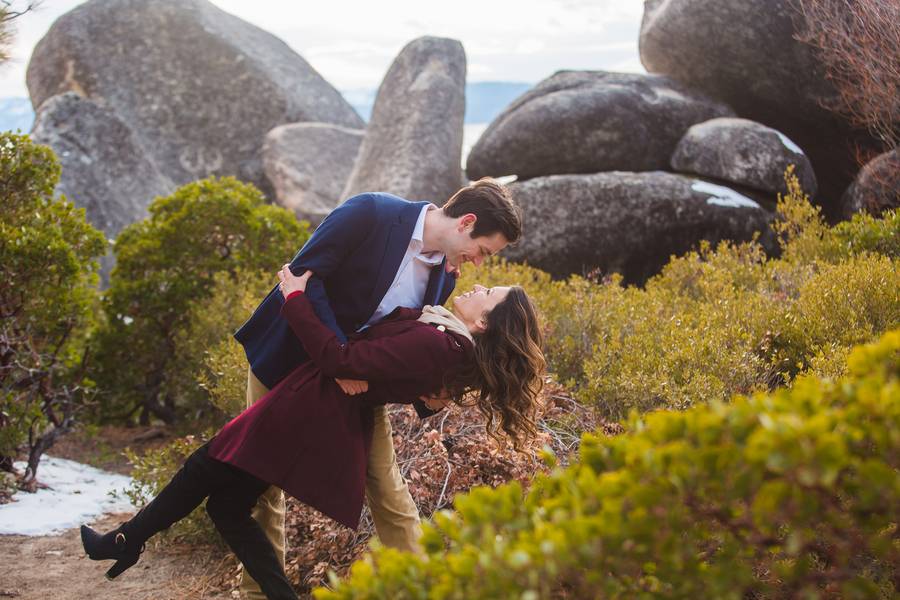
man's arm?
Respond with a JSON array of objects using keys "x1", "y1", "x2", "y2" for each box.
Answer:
[
  {"x1": 302, "y1": 277, "x2": 344, "y2": 342},
  {"x1": 288, "y1": 194, "x2": 376, "y2": 343}
]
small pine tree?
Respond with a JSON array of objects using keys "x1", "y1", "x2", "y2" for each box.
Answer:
[
  {"x1": 0, "y1": 132, "x2": 106, "y2": 483},
  {"x1": 91, "y1": 177, "x2": 310, "y2": 424}
]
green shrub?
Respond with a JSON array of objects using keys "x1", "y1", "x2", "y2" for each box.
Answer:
[
  {"x1": 91, "y1": 177, "x2": 310, "y2": 424},
  {"x1": 316, "y1": 330, "x2": 900, "y2": 599},
  {"x1": 0, "y1": 132, "x2": 105, "y2": 481},
  {"x1": 192, "y1": 268, "x2": 275, "y2": 418}
]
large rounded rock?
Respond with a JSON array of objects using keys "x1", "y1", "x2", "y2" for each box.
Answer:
[
  {"x1": 342, "y1": 36, "x2": 467, "y2": 204},
  {"x1": 31, "y1": 92, "x2": 175, "y2": 281},
  {"x1": 26, "y1": 0, "x2": 363, "y2": 197},
  {"x1": 504, "y1": 172, "x2": 775, "y2": 284},
  {"x1": 671, "y1": 117, "x2": 817, "y2": 196},
  {"x1": 639, "y1": 0, "x2": 882, "y2": 214},
  {"x1": 466, "y1": 71, "x2": 734, "y2": 181},
  {"x1": 840, "y1": 149, "x2": 900, "y2": 219},
  {"x1": 263, "y1": 123, "x2": 364, "y2": 226}
]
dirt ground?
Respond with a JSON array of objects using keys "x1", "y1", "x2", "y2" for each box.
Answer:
[
  {"x1": 0, "y1": 426, "x2": 241, "y2": 600},
  {"x1": 0, "y1": 513, "x2": 238, "y2": 600}
]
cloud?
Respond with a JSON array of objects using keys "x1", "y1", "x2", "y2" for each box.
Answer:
[
  {"x1": 1, "y1": 0, "x2": 645, "y2": 96},
  {"x1": 515, "y1": 39, "x2": 546, "y2": 55}
]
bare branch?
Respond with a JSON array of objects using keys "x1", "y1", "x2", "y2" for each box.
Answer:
[
  {"x1": 792, "y1": 0, "x2": 900, "y2": 151},
  {"x1": 0, "y1": 1, "x2": 40, "y2": 21}
]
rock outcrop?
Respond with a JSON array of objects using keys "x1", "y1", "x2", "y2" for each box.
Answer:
[
  {"x1": 30, "y1": 92, "x2": 175, "y2": 281},
  {"x1": 27, "y1": 0, "x2": 362, "y2": 198},
  {"x1": 504, "y1": 172, "x2": 776, "y2": 283},
  {"x1": 342, "y1": 36, "x2": 467, "y2": 204},
  {"x1": 639, "y1": 0, "x2": 883, "y2": 213},
  {"x1": 671, "y1": 117, "x2": 817, "y2": 196},
  {"x1": 466, "y1": 71, "x2": 734, "y2": 181},
  {"x1": 263, "y1": 123, "x2": 364, "y2": 225},
  {"x1": 840, "y1": 149, "x2": 900, "y2": 219}
]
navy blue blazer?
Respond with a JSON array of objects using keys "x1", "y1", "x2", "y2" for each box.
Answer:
[{"x1": 234, "y1": 192, "x2": 457, "y2": 414}]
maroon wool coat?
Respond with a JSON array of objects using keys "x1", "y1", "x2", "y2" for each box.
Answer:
[{"x1": 208, "y1": 292, "x2": 473, "y2": 529}]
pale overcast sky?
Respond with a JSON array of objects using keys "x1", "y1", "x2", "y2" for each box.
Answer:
[{"x1": 0, "y1": 0, "x2": 645, "y2": 98}]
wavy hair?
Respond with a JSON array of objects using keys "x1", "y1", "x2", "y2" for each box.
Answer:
[{"x1": 445, "y1": 286, "x2": 545, "y2": 449}]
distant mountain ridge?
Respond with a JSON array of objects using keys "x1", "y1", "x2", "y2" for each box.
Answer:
[
  {"x1": 341, "y1": 81, "x2": 533, "y2": 123},
  {"x1": 1, "y1": 81, "x2": 530, "y2": 134},
  {"x1": 0, "y1": 97, "x2": 34, "y2": 132},
  {"x1": 464, "y1": 81, "x2": 532, "y2": 123}
]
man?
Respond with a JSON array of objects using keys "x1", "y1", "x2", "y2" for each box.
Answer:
[{"x1": 234, "y1": 177, "x2": 521, "y2": 599}]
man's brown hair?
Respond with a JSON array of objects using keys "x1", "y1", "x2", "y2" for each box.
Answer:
[{"x1": 443, "y1": 177, "x2": 522, "y2": 244}]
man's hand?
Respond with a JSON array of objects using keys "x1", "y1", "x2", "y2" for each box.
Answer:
[
  {"x1": 336, "y1": 378, "x2": 369, "y2": 395},
  {"x1": 419, "y1": 388, "x2": 451, "y2": 411}
]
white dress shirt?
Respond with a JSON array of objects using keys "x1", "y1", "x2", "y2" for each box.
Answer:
[{"x1": 363, "y1": 204, "x2": 444, "y2": 328}]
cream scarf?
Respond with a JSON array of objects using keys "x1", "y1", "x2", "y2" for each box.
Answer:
[{"x1": 417, "y1": 305, "x2": 474, "y2": 345}]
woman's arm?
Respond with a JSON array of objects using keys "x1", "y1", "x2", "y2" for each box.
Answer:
[{"x1": 278, "y1": 272, "x2": 465, "y2": 381}]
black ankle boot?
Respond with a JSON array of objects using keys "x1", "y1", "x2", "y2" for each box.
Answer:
[{"x1": 80, "y1": 524, "x2": 145, "y2": 580}]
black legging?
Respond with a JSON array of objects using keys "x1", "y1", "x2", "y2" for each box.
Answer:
[{"x1": 124, "y1": 443, "x2": 297, "y2": 600}]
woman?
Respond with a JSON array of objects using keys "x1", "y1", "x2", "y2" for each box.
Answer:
[{"x1": 81, "y1": 266, "x2": 545, "y2": 600}]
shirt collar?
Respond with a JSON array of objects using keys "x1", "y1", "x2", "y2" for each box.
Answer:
[
  {"x1": 411, "y1": 203, "x2": 432, "y2": 244},
  {"x1": 412, "y1": 204, "x2": 444, "y2": 265}
]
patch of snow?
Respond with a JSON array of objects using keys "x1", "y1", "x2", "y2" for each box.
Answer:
[
  {"x1": 691, "y1": 180, "x2": 761, "y2": 209},
  {"x1": 0, "y1": 456, "x2": 135, "y2": 536},
  {"x1": 775, "y1": 131, "x2": 804, "y2": 155},
  {"x1": 648, "y1": 87, "x2": 688, "y2": 103}
]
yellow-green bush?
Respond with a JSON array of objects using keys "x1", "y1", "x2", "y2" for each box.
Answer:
[
  {"x1": 455, "y1": 261, "x2": 625, "y2": 383},
  {"x1": 777, "y1": 253, "x2": 900, "y2": 378},
  {"x1": 316, "y1": 330, "x2": 900, "y2": 599},
  {"x1": 772, "y1": 168, "x2": 899, "y2": 265},
  {"x1": 581, "y1": 245, "x2": 899, "y2": 418},
  {"x1": 459, "y1": 171, "x2": 898, "y2": 418},
  {"x1": 583, "y1": 241, "x2": 779, "y2": 418}
]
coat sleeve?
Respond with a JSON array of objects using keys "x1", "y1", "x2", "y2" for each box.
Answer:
[
  {"x1": 280, "y1": 292, "x2": 460, "y2": 381},
  {"x1": 287, "y1": 194, "x2": 376, "y2": 343}
]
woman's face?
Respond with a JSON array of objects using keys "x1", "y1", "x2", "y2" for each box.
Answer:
[{"x1": 453, "y1": 284, "x2": 511, "y2": 331}]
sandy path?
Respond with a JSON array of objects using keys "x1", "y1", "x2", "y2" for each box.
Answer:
[{"x1": 0, "y1": 513, "x2": 235, "y2": 600}]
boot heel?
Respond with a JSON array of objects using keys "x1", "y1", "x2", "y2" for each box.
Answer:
[
  {"x1": 81, "y1": 524, "x2": 144, "y2": 579},
  {"x1": 105, "y1": 553, "x2": 139, "y2": 580}
]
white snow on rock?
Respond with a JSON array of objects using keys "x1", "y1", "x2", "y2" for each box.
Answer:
[
  {"x1": 0, "y1": 455, "x2": 135, "y2": 536},
  {"x1": 775, "y1": 131, "x2": 804, "y2": 155},
  {"x1": 692, "y1": 180, "x2": 761, "y2": 209}
]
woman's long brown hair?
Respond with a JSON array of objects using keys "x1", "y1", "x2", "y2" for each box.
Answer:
[{"x1": 446, "y1": 286, "x2": 545, "y2": 449}]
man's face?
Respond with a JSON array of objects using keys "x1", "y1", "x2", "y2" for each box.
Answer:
[{"x1": 443, "y1": 214, "x2": 509, "y2": 273}]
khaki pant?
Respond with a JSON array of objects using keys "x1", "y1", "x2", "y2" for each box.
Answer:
[{"x1": 240, "y1": 368, "x2": 422, "y2": 599}]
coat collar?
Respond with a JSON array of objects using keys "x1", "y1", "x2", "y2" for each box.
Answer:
[
  {"x1": 368, "y1": 201, "x2": 442, "y2": 314},
  {"x1": 381, "y1": 306, "x2": 422, "y2": 322}
]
